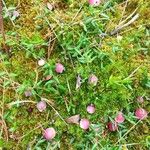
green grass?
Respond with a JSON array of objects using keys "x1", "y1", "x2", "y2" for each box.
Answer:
[{"x1": 0, "y1": 0, "x2": 150, "y2": 149}]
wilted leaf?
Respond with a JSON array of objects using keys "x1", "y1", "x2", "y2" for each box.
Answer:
[
  {"x1": 76, "y1": 75, "x2": 82, "y2": 90},
  {"x1": 66, "y1": 114, "x2": 80, "y2": 124},
  {"x1": 47, "y1": 2, "x2": 53, "y2": 11}
]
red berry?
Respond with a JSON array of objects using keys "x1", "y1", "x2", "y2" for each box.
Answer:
[
  {"x1": 135, "y1": 108, "x2": 148, "y2": 120},
  {"x1": 107, "y1": 122, "x2": 118, "y2": 131},
  {"x1": 115, "y1": 112, "x2": 125, "y2": 123}
]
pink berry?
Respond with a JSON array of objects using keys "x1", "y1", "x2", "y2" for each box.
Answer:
[
  {"x1": 115, "y1": 112, "x2": 125, "y2": 123},
  {"x1": 13, "y1": 10, "x2": 20, "y2": 18},
  {"x1": 55, "y1": 63, "x2": 64, "y2": 73},
  {"x1": 135, "y1": 108, "x2": 148, "y2": 120},
  {"x1": 107, "y1": 122, "x2": 118, "y2": 132},
  {"x1": 37, "y1": 101, "x2": 47, "y2": 112},
  {"x1": 43, "y1": 128, "x2": 56, "y2": 140},
  {"x1": 45, "y1": 75, "x2": 52, "y2": 81},
  {"x1": 24, "y1": 90, "x2": 32, "y2": 97},
  {"x1": 80, "y1": 119, "x2": 90, "y2": 130},
  {"x1": 38, "y1": 59, "x2": 45, "y2": 66},
  {"x1": 87, "y1": 104, "x2": 95, "y2": 114},
  {"x1": 137, "y1": 96, "x2": 144, "y2": 103},
  {"x1": 89, "y1": 0, "x2": 101, "y2": 6},
  {"x1": 88, "y1": 74, "x2": 98, "y2": 86}
]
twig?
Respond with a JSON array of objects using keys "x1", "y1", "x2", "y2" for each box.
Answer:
[
  {"x1": 16, "y1": 122, "x2": 48, "y2": 150},
  {"x1": 115, "y1": 120, "x2": 138, "y2": 144},
  {"x1": 43, "y1": 98, "x2": 68, "y2": 125},
  {"x1": 118, "y1": 0, "x2": 128, "y2": 25},
  {"x1": 7, "y1": 100, "x2": 36, "y2": 108},
  {"x1": 63, "y1": 97, "x2": 69, "y2": 112},
  {"x1": 124, "y1": 65, "x2": 141, "y2": 80},
  {"x1": 0, "y1": 118, "x2": 8, "y2": 141},
  {"x1": 115, "y1": 115, "x2": 149, "y2": 145},
  {"x1": 1, "y1": 76, "x2": 20, "y2": 86},
  {"x1": 0, "y1": 56, "x2": 21, "y2": 89},
  {"x1": 32, "y1": 69, "x2": 39, "y2": 89},
  {"x1": 0, "y1": 82, "x2": 8, "y2": 141},
  {"x1": 117, "y1": 143, "x2": 143, "y2": 147},
  {"x1": 118, "y1": 7, "x2": 138, "y2": 26},
  {"x1": 66, "y1": 77, "x2": 71, "y2": 95},
  {"x1": 16, "y1": 0, "x2": 20, "y2": 8},
  {"x1": 110, "y1": 13, "x2": 139, "y2": 35},
  {"x1": 47, "y1": 37, "x2": 56, "y2": 59},
  {"x1": 71, "y1": 3, "x2": 83, "y2": 23},
  {"x1": 0, "y1": 0, "x2": 6, "y2": 43},
  {"x1": 45, "y1": 16, "x2": 75, "y2": 69}
]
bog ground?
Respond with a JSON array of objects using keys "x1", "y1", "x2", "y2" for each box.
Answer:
[{"x1": 0, "y1": 0, "x2": 150, "y2": 149}]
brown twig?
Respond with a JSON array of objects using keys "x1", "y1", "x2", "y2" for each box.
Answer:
[
  {"x1": 47, "y1": 37, "x2": 56, "y2": 59},
  {"x1": 118, "y1": 0, "x2": 129, "y2": 25},
  {"x1": 118, "y1": 7, "x2": 138, "y2": 27},
  {"x1": 110, "y1": 13, "x2": 139, "y2": 35},
  {"x1": 0, "y1": 0, "x2": 6, "y2": 42},
  {"x1": 0, "y1": 117, "x2": 8, "y2": 141},
  {"x1": 0, "y1": 0, "x2": 10, "y2": 54},
  {"x1": 0, "y1": 83, "x2": 9, "y2": 141},
  {"x1": 43, "y1": 98, "x2": 68, "y2": 125}
]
